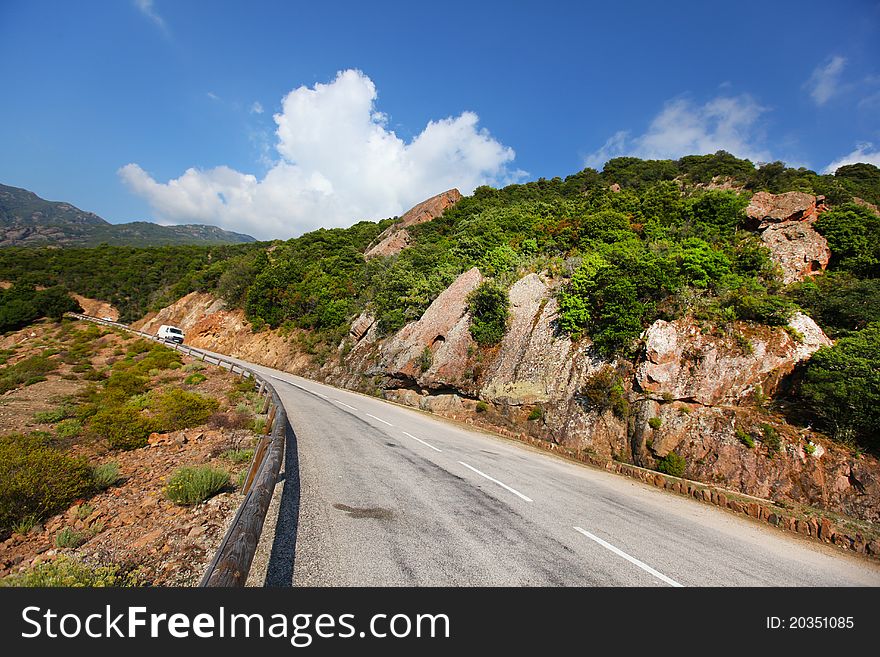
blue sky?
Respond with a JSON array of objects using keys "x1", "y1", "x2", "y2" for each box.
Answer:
[{"x1": 1, "y1": 0, "x2": 878, "y2": 240}]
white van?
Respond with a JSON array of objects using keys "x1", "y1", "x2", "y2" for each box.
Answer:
[{"x1": 157, "y1": 325, "x2": 185, "y2": 344}]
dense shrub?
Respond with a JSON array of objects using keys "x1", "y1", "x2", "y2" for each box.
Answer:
[
  {"x1": 92, "y1": 462, "x2": 121, "y2": 490},
  {"x1": 656, "y1": 451, "x2": 687, "y2": 477},
  {"x1": 787, "y1": 273, "x2": 880, "y2": 337},
  {"x1": 0, "y1": 355, "x2": 58, "y2": 394},
  {"x1": 0, "y1": 433, "x2": 94, "y2": 532},
  {"x1": 165, "y1": 466, "x2": 229, "y2": 505},
  {"x1": 814, "y1": 204, "x2": 880, "y2": 277},
  {"x1": 799, "y1": 323, "x2": 880, "y2": 448},
  {"x1": 0, "y1": 556, "x2": 139, "y2": 587},
  {"x1": 89, "y1": 405, "x2": 154, "y2": 450},
  {"x1": 150, "y1": 388, "x2": 219, "y2": 431},
  {"x1": 467, "y1": 282, "x2": 509, "y2": 345}
]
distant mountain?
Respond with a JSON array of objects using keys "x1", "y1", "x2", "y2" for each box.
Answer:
[{"x1": 0, "y1": 183, "x2": 256, "y2": 247}]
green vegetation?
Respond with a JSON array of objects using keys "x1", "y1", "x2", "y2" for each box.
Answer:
[
  {"x1": 184, "y1": 372, "x2": 207, "y2": 385},
  {"x1": 527, "y1": 406, "x2": 543, "y2": 421},
  {"x1": 761, "y1": 424, "x2": 782, "y2": 453},
  {"x1": 580, "y1": 366, "x2": 629, "y2": 418},
  {"x1": 656, "y1": 451, "x2": 687, "y2": 477},
  {"x1": 55, "y1": 418, "x2": 82, "y2": 439},
  {"x1": 222, "y1": 448, "x2": 254, "y2": 464},
  {"x1": 0, "y1": 556, "x2": 139, "y2": 587},
  {"x1": 165, "y1": 466, "x2": 229, "y2": 505},
  {"x1": 0, "y1": 433, "x2": 94, "y2": 534},
  {"x1": 92, "y1": 462, "x2": 121, "y2": 490},
  {"x1": 467, "y1": 281, "x2": 509, "y2": 345},
  {"x1": 0, "y1": 243, "x2": 262, "y2": 322},
  {"x1": 0, "y1": 354, "x2": 58, "y2": 393},
  {"x1": 55, "y1": 526, "x2": 88, "y2": 549},
  {"x1": 799, "y1": 323, "x2": 880, "y2": 448},
  {"x1": 149, "y1": 388, "x2": 219, "y2": 431},
  {"x1": 475, "y1": 401, "x2": 489, "y2": 413},
  {"x1": 736, "y1": 428, "x2": 756, "y2": 449},
  {"x1": 648, "y1": 417, "x2": 663, "y2": 430},
  {"x1": 0, "y1": 283, "x2": 82, "y2": 333}
]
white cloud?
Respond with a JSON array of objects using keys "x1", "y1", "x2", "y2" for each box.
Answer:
[
  {"x1": 823, "y1": 143, "x2": 880, "y2": 174},
  {"x1": 250, "y1": 101, "x2": 264, "y2": 115},
  {"x1": 206, "y1": 91, "x2": 220, "y2": 101},
  {"x1": 120, "y1": 69, "x2": 522, "y2": 240},
  {"x1": 133, "y1": 0, "x2": 168, "y2": 34},
  {"x1": 584, "y1": 94, "x2": 771, "y2": 169},
  {"x1": 806, "y1": 55, "x2": 846, "y2": 106}
]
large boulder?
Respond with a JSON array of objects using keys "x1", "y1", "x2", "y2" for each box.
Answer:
[
  {"x1": 378, "y1": 267, "x2": 482, "y2": 388},
  {"x1": 744, "y1": 191, "x2": 829, "y2": 284},
  {"x1": 364, "y1": 189, "x2": 461, "y2": 259},
  {"x1": 634, "y1": 313, "x2": 832, "y2": 405}
]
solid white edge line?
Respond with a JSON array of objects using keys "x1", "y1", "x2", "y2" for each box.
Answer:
[
  {"x1": 572, "y1": 526, "x2": 684, "y2": 587},
  {"x1": 366, "y1": 413, "x2": 394, "y2": 427},
  {"x1": 332, "y1": 399, "x2": 358, "y2": 411},
  {"x1": 270, "y1": 374, "x2": 329, "y2": 399},
  {"x1": 401, "y1": 431, "x2": 442, "y2": 452},
  {"x1": 458, "y1": 461, "x2": 533, "y2": 502}
]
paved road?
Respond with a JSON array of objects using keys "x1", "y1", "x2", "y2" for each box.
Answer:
[{"x1": 211, "y1": 351, "x2": 880, "y2": 587}]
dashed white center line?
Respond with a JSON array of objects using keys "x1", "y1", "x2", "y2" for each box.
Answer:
[
  {"x1": 332, "y1": 399, "x2": 358, "y2": 411},
  {"x1": 458, "y1": 461, "x2": 533, "y2": 502},
  {"x1": 272, "y1": 375, "x2": 330, "y2": 399},
  {"x1": 366, "y1": 413, "x2": 394, "y2": 427},
  {"x1": 402, "y1": 431, "x2": 442, "y2": 452},
  {"x1": 572, "y1": 526, "x2": 683, "y2": 587}
]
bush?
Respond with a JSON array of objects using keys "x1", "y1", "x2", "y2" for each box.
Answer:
[
  {"x1": 0, "y1": 433, "x2": 94, "y2": 533},
  {"x1": 648, "y1": 417, "x2": 662, "y2": 430},
  {"x1": 184, "y1": 372, "x2": 207, "y2": 385},
  {"x1": 467, "y1": 282, "x2": 510, "y2": 345},
  {"x1": 0, "y1": 355, "x2": 58, "y2": 394},
  {"x1": 92, "y1": 462, "x2": 121, "y2": 490},
  {"x1": 33, "y1": 408, "x2": 69, "y2": 424},
  {"x1": 736, "y1": 428, "x2": 755, "y2": 449},
  {"x1": 761, "y1": 424, "x2": 782, "y2": 453},
  {"x1": 165, "y1": 466, "x2": 229, "y2": 505},
  {"x1": 0, "y1": 556, "x2": 139, "y2": 587},
  {"x1": 150, "y1": 388, "x2": 219, "y2": 432},
  {"x1": 222, "y1": 449, "x2": 254, "y2": 464},
  {"x1": 88, "y1": 404, "x2": 154, "y2": 450},
  {"x1": 527, "y1": 406, "x2": 543, "y2": 421},
  {"x1": 418, "y1": 347, "x2": 432, "y2": 373},
  {"x1": 580, "y1": 367, "x2": 630, "y2": 418},
  {"x1": 799, "y1": 323, "x2": 880, "y2": 448},
  {"x1": 475, "y1": 401, "x2": 489, "y2": 413},
  {"x1": 656, "y1": 451, "x2": 687, "y2": 477},
  {"x1": 55, "y1": 526, "x2": 88, "y2": 549},
  {"x1": 55, "y1": 418, "x2": 82, "y2": 439}
]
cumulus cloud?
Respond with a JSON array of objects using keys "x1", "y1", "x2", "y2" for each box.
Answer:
[
  {"x1": 120, "y1": 69, "x2": 522, "y2": 239},
  {"x1": 823, "y1": 143, "x2": 880, "y2": 174},
  {"x1": 806, "y1": 55, "x2": 846, "y2": 106},
  {"x1": 133, "y1": 0, "x2": 168, "y2": 34},
  {"x1": 584, "y1": 94, "x2": 771, "y2": 169}
]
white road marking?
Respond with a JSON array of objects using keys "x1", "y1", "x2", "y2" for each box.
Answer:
[
  {"x1": 572, "y1": 526, "x2": 683, "y2": 587},
  {"x1": 402, "y1": 431, "x2": 442, "y2": 452},
  {"x1": 332, "y1": 399, "x2": 358, "y2": 411},
  {"x1": 458, "y1": 461, "x2": 533, "y2": 502},
  {"x1": 270, "y1": 374, "x2": 330, "y2": 399},
  {"x1": 366, "y1": 413, "x2": 394, "y2": 426}
]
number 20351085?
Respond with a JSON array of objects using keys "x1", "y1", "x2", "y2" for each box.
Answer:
[{"x1": 766, "y1": 617, "x2": 854, "y2": 629}]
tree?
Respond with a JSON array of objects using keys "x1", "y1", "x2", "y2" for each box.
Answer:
[{"x1": 467, "y1": 282, "x2": 509, "y2": 346}]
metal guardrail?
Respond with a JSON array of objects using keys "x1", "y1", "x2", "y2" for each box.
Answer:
[{"x1": 67, "y1": 313, "x2": 287, "y2": 587}]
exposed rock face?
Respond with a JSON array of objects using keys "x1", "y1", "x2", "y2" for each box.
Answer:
[
  {"x1": 364, "y1": 189, "x2": 462, "y2": 259},
  {"x1": 745, "y1": 191, "x2": 822, "y2": 227},
  {"x1": 635, "y1": 313, "x2": 832, "y2": 405},
  {"x1": 377, "y1": 267, "x2": 481, "y2": 389},
  {"x1": 132, "y1": 292, "x2": 226, "y2": 336},
  {"x1": 136, "y1": 272, "x2": 878, "y2": 524},
  {"x1": 744, "y1": 191, "x2": 830, "y2": 284},
  {"x1": 70, "y1": 293, "x2": 119, "y2": 321}
]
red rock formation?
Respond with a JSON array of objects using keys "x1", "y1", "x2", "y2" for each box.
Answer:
[
  {"x1": 744, "y1": 191, "x2": 830, "y2": 284},
  {"x1": 364, "y1": 189, "x2": 462, "y2": 259}
]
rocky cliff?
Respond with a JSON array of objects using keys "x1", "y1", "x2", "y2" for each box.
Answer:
[
  {"x1": 364, "y1": 189, "x2": 462, "y2": 259},
  {"x1": 134, "y1": 190, "x2": 879, "y2": 526}
]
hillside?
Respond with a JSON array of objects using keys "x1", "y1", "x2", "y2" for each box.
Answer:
[
  {"x1": 0, "y1": 183, "x2": 256, "y2": 247},
  {"x1": 3, "y1": 152, "x2": 880, "y2": 531}
]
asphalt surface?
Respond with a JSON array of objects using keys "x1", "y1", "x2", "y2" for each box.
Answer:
[{"x1": 210, "y1": 351, "x2": 880, "y2": 587}]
